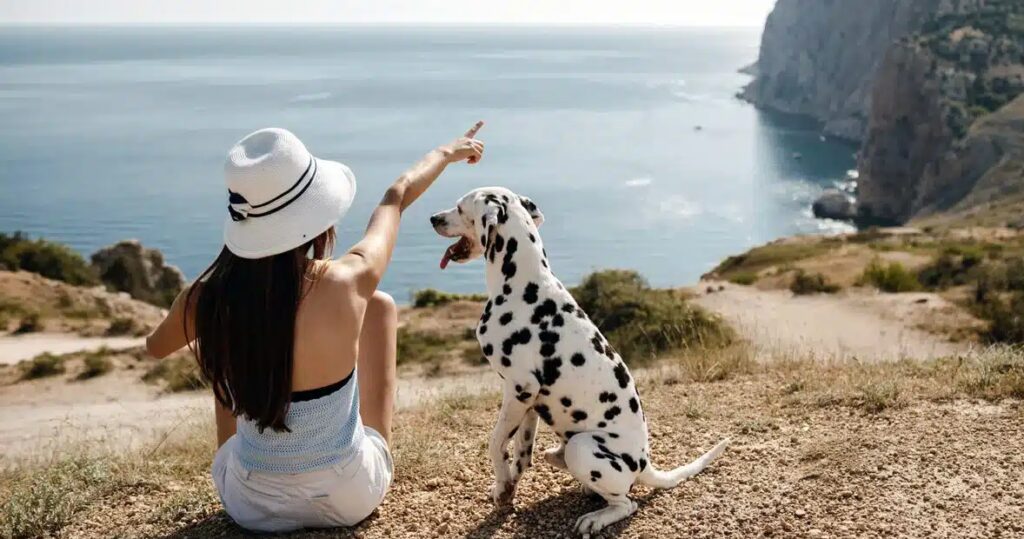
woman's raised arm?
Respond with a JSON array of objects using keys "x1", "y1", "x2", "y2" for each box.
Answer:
[{"x1": 340, "y1": 122, "x2": 484, "y2": 296}]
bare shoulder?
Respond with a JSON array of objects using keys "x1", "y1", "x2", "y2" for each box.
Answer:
[{"x1": 312, "y1": 260, "x2": 365, "y2": 311}]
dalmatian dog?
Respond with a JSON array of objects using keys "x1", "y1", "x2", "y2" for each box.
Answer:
[{"x1": 430, "y1": 187, "x2": 729, "y2": 536}]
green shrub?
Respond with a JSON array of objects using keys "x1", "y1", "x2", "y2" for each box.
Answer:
[
  {"x1": 412, "y1": 288, "x2": 487, "y2": 308},
  {"x1": 0, "y1": 455, "x2": 112, "y2": 538},
  {"x1": 727, "y1": 272, "x2": 758, "y2": 286},
  {"x1": 0, "y1": 231, "x2": 98, "y2": 286},
  {"x1": 20, "y1": 353, "x2": 66, "y2": 380},
  {"x1": 77, "y1": 351, "x2": 114, "y2": 380},
  {"x1": 571, "y1": 270, "x2": 733, "y2": 364},
  {"x1": 859, "y1": 260, "x2": 921, "y2": 293},
  {"x1": 142, "y1": 356, "x2": 205, "y2": 392},
  {"x1": 979, "y1": 292, "x2": 1024, "y2": 344},
  {"x1": 14, "y1": 312, "x2": 42, "y2": 334},
  {"x1": 105, "y1": 317, "x2": 136, "y2": 336},
  {"x1": 790, "y1": 270, "x2": 840, "y2": 295}
]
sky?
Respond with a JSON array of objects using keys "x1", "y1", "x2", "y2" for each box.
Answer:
[{"x1": 0, "y1": 0, "x2": 776, "y2": 26}]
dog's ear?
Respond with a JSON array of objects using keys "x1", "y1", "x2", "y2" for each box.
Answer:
[
  {"x1": 519, "y1": 196, "x2": 544, "y2": 227},
  {"x1": 473, "y1": 194, "x2": 505, "y2": 251}
]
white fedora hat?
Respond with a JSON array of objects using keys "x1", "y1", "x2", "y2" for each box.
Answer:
[{"x1": 223, "y1": 128, "x2": 356, "y2": 259}]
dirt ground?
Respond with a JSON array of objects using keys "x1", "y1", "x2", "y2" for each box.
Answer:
[
  {"x1": 54, "y1": 364, "x2": 1024, "y2": 539},
  {"x1": 692, "y1": 282, "x2": 973, "y2": 361}
]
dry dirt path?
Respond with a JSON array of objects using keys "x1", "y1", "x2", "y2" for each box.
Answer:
[
  {"x1": 0, "y1": 333, "x2": 145, "y2": 365},
  {"x1": 692, "y1": 281, "x2": 970, "y2": 361},
  {"x1": 0, "y1": 367, "x2": 499, "y2": 463}
]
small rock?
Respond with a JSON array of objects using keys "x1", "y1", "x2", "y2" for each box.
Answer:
[{"x1": 795, "y1": 509, "x2": 807, "y2": 518}]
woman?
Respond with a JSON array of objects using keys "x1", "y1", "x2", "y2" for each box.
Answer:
[{"x1": 146, "y1": 122, "x2": 484, "y2": 532}]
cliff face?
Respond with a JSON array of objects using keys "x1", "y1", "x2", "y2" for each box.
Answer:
[
  {"x1": 742, "y1": 0, "x2": 944, "y2": 141},
  {"x1": 747, "y1": 0, "x2": 1024, "y2": 225}
]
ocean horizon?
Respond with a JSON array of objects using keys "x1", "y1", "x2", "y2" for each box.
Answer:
[{"x1": 0, "y1": 25, "x2": 856, "y2": 301}]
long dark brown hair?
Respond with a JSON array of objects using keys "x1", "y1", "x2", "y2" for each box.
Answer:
[{"x1": 185, "y1": 228, "x2": 335, "y2": 432}]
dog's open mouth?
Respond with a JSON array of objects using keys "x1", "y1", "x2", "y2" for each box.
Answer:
[{"x1": 440, "y1": 236, "x2": 472, "y2": 270}]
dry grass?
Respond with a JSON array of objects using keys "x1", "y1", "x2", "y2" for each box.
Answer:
[{"x1": 2, "y1": 347, "x2": 1023, "y2": 538}]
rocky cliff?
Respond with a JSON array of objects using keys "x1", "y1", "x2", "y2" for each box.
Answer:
[
  {"x1": 742, "y1": 0, "x2": 946, "y2": 141},
  {"x1": 91, "y1": 240, "x2": 185, "y2": 308},
  {"x1": 747, "y1": 0, "x2": 1024, "y2": 225}
]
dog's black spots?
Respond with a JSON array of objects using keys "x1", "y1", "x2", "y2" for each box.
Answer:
[
  {"x1": 570, "y1": 353, "x2": 586, "y2": 367},
  {"x1": 495, "y1": 295, "x2": 505, "y2": 306},
  {"x1": 503, "y1": 284, "x2": 512, "y2": 295},
  {"x1": 564, "y1": 430, "x2": 577, "y2": 439},
  {"x1": 599, "y1": 391, "x2": 618, "y2": 403},
  {"x1": 561, "y1": 303, "x2": 575, "y2": 313},
  {"x1": 500, "y1": 356, "x2": 511, "y2": 367},
  {"x1": 524, "y1": 429, "x2": 532, "y2": 441},
  {"x1": 593, "y1": 435, "x2": 606, "y2": 444},
  {"x1": 621, "y1": 453, "x2": 638, "y2": 472},
  {"x1": 503, "y1": 450, "x2": 509, "y2": 461},
  {"x1": 540, "y1": 343, "x2": 556, "y2": 357},
  {"x1": 598, "y1": 421, "x2": 607, "y2": 428},
  {"x1": 514, "y1": 384, "x2": 523, "y2": 393},
  {"x1": 552, "y1": 314, "x2": 564, "y2": 327},
  {"x1": 604, "y1": 406, "x2": 622, "y2": 421},
  {"x1": 629, "y1": 397, "x2": 639, "y2": 414},
  {"x1": 480, "y1": 235, "x2": 487, "y2": 248},
  {"x1": 534, "y1": 404, "x2": 553, "y2": 425},
  {"x1": 539, "y1": 322, "x2": 549, "y2": 331},
  {"x1": 539, "y1": 388, "x2": 551, "y2": 396},
  {"x1": 497, "y1": 209, "x2": 509, "y2": 224},
  {"x1": 608, "y1": 432, "x2": 619, "y2": 439},
  {"x1": 576, "y1": 307, "x2": 587, "y2": 319},
  {"x1": 539, "y1": 331, "x2": 560, "y2": 344},
  {"x1": 507, "y1": 426, "x2": 519, "y2": 439},
  {"x1": 560, "y1": 397, "x2": 572, "y2": 407},
  {"x1": 541, "y1": 259, "x2": 549, "y2": 268},
  {"x1": 516, "y1": 391, "x2": 532, "y2": 403},
  {"x1": 490, "y1": 234, "x2": 505, "y2": 260},
  {"x1": 484, "y1": 300, "x2": 493, "y2": 314},
  {"x1": 479, "y1": 324, "x2": 488, "y2": 335},
  {"x1": 542, "y1": 248, "x2": 548, "y2": 258},
  {"x1": 502, "y1": 195, "x2": 510, "y2": 203},
  {"x1": 531, "y1": 299, "x2": 558, "y2": 324},
  {"x1": 609, "y1": 461, "x2": 623, "y2": 472},
  {"x1": 502, "y1": 328, "x2": 532, "y2": 355},
  {"x1": 482, "y1": 344, "x2": 493, "y2": 356},
  {"x1": 519, "y1": 450, "x2": 526, "y2": 458},
  {"x1": 591, "y1": 333, "x2": 605, "y2": 355},
  {"x1": 593, "y1": 452, "x2": 605, "y2": 460},
  {"x1": 500, "y1": 238, "x2": 519, "y2": 281},
  {"x1": 523, "y1": 283, "x2": 539, "y2": 304},
  {"x1": 590, "y1": 470, "x2": 602, "y2": 482},
  {"x1": 639, "y1": 458, "x2": 648, "y2": 471},
  {"x1": 528, "y1": 233, "x2": 536, "y2": 243},
  {"x1": 571, "y1": 410, "x2": 588, "y2": 422},
  {"x1": 541, "y1": 357, "x2": 562, "y2": 385},
  {"x1": 499, "y1": 312, "x2": 513, "y2": 326},
  {"x1": 613, "y1": 363, "x2": 631, "y2": 389},
  {"x1": 515, "y1": 461, "x2": 522, "y2": 474}
]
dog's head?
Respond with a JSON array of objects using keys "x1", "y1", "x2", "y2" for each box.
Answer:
[{"x1": 430, "y1": 187, "x2": 544, "y2": 269}]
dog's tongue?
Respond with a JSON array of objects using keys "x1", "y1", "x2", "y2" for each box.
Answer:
[{"x1": 439, "y1": 241, "x2": 459, "y2": 270}]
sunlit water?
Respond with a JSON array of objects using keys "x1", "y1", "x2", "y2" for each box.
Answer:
[{"x1": 0, "y1": 26, "x2": 856, "y2": 301}]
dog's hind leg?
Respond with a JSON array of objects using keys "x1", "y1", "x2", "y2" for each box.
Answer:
[
  {"x1": 510, "y1": 410, "x2": 538, "y2": 483},
  {"x1": 564, "y1": 433, "x2": 640, "y2": 536},
  {"x1": 489, "y1": 391, "x2": 533, "y2": 506}
]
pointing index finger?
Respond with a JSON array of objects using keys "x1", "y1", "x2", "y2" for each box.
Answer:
[{"x1": 464, "y1": 120, "x2": 484, "y2": 138}]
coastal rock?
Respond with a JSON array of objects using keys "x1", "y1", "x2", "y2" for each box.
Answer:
[
  {"x1": 812, "y1": 190, "x2": 857, "y2": 220},
  {"x1": 90, "y1": 240, "x2": 184, "y2": 307},
  {"x1": 741, "y1": 0, "x2": 944, "y2": 141}
]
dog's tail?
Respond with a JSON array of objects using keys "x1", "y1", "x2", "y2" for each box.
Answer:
[{"x1": 635, "y1": 438, "x2": 729, "y2": 489}]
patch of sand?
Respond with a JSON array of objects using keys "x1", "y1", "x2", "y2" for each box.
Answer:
[
  {"x1": 693, "y1": 281, "x2": 970, "y2": 361},
  {"x1": 0, "y1": 333, "x2": 144, "y2": 365}
]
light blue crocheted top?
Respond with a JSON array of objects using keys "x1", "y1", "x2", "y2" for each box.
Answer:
[{"x1": 234, "y1": 370, "x2": 364, "y2": 474}]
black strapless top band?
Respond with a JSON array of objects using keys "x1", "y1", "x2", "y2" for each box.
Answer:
[{"x1": 290, "y1": 369, "x2": 354, "y2": 403}]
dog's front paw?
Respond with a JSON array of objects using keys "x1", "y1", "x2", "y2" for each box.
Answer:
[{"x1": 490, "y1": 480, "x2": 516, "y2": 507}]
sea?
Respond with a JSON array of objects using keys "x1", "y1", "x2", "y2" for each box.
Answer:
[{"x1": 0, "y1": 25, "x2": 856, "y2": 301}]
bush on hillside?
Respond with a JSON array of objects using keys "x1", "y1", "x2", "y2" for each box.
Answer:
[
  {"x1": 142, "y1": 356, "x2": 205, "y2": 392},
  {"x1": 77, "y1": 351, "x2": 114, "y2": 380},
  {"x1": 571, "y1": 270, "x2": 733, "y2": 364},
  {"x1": 412, "y1": 288, "x2": 487, "y2": 308},
  {"x1": 14, "y1": 312, "x2": 42, "y2": 334},
  {"x1": 978, "y1": 292, "x2": 1024, "y2": 344},
  {"x1": 20, "y1": 353, "x2": 66, "y2": 380},
  {"x1": 0, "y1": 231, "x2": 98, "y2": 286},
  {"x1": 859, "y1": 260, "x2": 921, "y2": 293},
  {"x1": 790, "y1": 270, "x2": 840, "y2": 295}
]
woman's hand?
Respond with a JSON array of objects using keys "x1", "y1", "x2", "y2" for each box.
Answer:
[{"x1": 440, "y1": 121, "x2": 485, "y2": 164}]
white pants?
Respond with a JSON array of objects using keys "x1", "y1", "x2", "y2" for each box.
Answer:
[{"x1": 211, "y1": 427, "x2": 393, "y2": 533}]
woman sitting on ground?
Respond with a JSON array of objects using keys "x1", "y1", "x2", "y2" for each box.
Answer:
[{"x1": 146, "y1": 122, "x2": 484, "y2": 532}]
